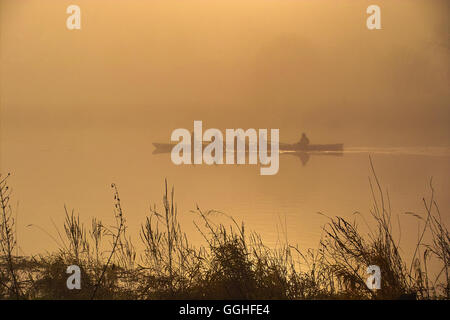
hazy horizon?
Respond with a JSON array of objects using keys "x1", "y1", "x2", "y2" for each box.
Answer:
[{"x1": 0, "y1": 0, "x2": 449, "y2": 262}]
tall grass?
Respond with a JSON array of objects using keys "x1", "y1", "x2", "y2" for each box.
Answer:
[
  {"x1": 0, "y1": 163, "x2": 448, "y2": 300},
  {"x1": 0, "y1": 173, "x2": 21, "y2": 298}
]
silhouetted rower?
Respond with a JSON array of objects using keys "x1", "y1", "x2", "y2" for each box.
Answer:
[{"x1": 299, "y1": 133, "x2": 310, "y2": 147}]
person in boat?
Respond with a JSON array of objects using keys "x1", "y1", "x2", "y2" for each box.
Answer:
[{"x1": 298, "y1": 132, "x2": 310, "y2": 148}]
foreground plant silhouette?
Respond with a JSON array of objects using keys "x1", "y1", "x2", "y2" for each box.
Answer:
[
  {"x1": 0, "y1": 162, "x2": 448, "y2": 300},
  {"x1": 0, "y1": 173, "x2": 21, "y2": 299}
]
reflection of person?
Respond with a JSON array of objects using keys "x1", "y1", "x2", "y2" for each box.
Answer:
[{"x1": 299, "y1": 133, "x2": 310, "y2": 147}]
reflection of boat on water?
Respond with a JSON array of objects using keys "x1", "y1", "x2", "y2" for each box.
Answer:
[
  {"x1": 281, "y1": 151, "x2": 343, "y2": 166},
  {"x1": 276, "y1": 133, "x2": 344, "y2": 165},
  {"x1": 152, "y1": 133, "x2": 343, "y2": 166}
]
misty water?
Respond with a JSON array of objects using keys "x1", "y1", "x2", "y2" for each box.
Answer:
[
  {"x1": 1, "y1": 0, "x2": 448, "y2": 278},
  {"x1": 4, "y1": 129, "x2": 449, "y2": 264}
]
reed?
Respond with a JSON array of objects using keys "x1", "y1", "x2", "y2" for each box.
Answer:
[
  {"x1": 0, "y1": 173, "x2": 21, "y2": 299},
  {"x1": 0, "y1": 161, "x2": 448, "y2": 300}
]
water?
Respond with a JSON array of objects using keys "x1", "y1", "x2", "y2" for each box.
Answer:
[
  {"x1": 3, "y1": 127, "x2": 449, "y2": 259},
  {"x1": 0, "y1": 0, "x2": 448, "y2": 273}
]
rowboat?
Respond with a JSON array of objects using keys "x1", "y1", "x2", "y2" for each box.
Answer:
[
  {"x1": 279, "y1": 143, "x2": 344, "y2": 152},
  {"x1": 153, "y1": 133, "x2": 344, "y2": 167},
  {"x1": 152, "y1": 142, "x2": 344, "y2": 154}
]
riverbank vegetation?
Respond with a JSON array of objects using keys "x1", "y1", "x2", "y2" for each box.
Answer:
[{"x1": 0, "y1": 162, "x2": 448, "y2": 300}]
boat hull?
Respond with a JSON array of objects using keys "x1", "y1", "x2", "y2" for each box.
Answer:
[
  {"x1": 153, "y1": 142, "x2": 344, "y2": 153},
  {"x1": 279, "y1": 143, "x2": 344, "y2": 152}
]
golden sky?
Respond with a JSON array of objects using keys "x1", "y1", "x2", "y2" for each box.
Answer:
[{"x1": 0, "y1": 0, "x2": 449, "y2": 256}]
